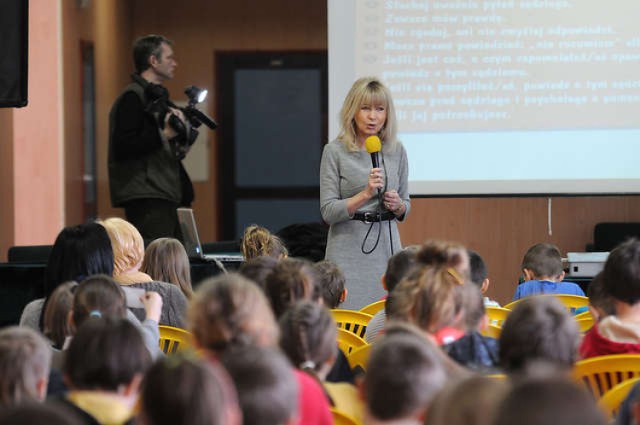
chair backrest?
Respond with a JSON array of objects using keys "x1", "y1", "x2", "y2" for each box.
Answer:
[
  {"x1": 330, "y1": 309, "x2": 373, "y2": 339},
  {"x1": 485, "y1": 306, "x2": 511, "y2": 326},
  {"x1": 575, "y1": 316, "x2": 595, "y2": 334},
  {"x1": 480, "y1": 324, "x2": 502, "y2": 339},
  {"x1": 573, "y1": 354, "x2": 640, "y2": 398},
  {"x1": 503, "y1": 294, "x2": 589, "y2": 312},
  {"x1": 337, "y1": 328, "x2": 368, "y2": 356},
  {"x1": 330, "y1": 408, "x2": 360, "y2": 425},
  {"x1": 598, "y1": 376, "x2": 640, "y2": 420},
  {"x1": 574, "y1": 310, "x2": 593, "y2": 320},
  {"x1": 359, "y1": 299, "x2": 385, "y2": 316},
  {"x1": 158, "y1": 325, "x2": 192, "y2": 354},
  {"x1": 347, "y1": 343, "x2": 372, "y2": 373}
]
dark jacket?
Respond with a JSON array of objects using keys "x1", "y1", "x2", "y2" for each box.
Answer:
[{"x1": 443, "y1": 331, "x2": 500, "y2": 373}]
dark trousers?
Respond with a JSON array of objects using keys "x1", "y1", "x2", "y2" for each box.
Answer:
[{"x1": 124, "y1": 198, "x2": 182, "y2": 243}]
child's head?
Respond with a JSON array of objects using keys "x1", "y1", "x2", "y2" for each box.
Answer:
[
  {"x1": 493, "y1": 376, "x2": 606, "y2": 425},
  {"x1": 241, "y1": 224, "x2": 288, "y2": 260},
  {"x1": 221, "y1": 346, "x2": 298, "y2": 425},
  {"x1": 521, "y1": 243, "x2": 564, "y2": 281},
  {"x1": 313, "y1": 260, "x2": 347, "y2": 309},
  {"x1": 43, "y1": 280, "x2": 78, "y2": 349},
  {"x1": 602, "y1": 238, "x2": 640, "y2": 305},
  {"x1": 458, "y1": 282, "x2": 486, "y2": 332},
  {"x1": 141, "y1": 237, "x2": 193, "y2": 298},
  {"x1": 587, "y1": 272, "x2": 615, "y2": 321},
  {"x1": 0, "y1": 327, "x2": 51, "y2": 407},
  {"x1": 140, "y1": 353, "x2": 241, "y2": 425},
  {"x1": 238, "y1": 255, "x2": 279, "y2": 292},
  {"x1": 63, "y1": 317, "x2": 151, "y2": 391},
  {"x1": 100, "y1": 217, "x2": 146, "y2": 276},
  {"x1": 384, "y1": 245, "x2": 420, "y2": 293},
  {"x1": 499, "y1": 296, "x2": 579, "y2": 375},
  {"x1": 71, "y1": 274, "x2": 127, "y2": 330},
  {"x1": 364, "y1": 330, "x2": 446, "y2": 422},
  {"x1": 188, "y1": 273, "x2": 279, "y2": 353},
  {"x1": 387, "y1": 240, "x2": 469, "y2": 335},
  {"x1": 468, "y1": 250, "x2": 490, "y2": 293},
  {"x1": 279, "y1": 301, "x2": 338, "y2": 379},
  {"x1": 425, "y1": 375, "x2": 509, "y2": 425},
  {"x1": 265, "y1": 257, "x2": 319, "y2": 318}
]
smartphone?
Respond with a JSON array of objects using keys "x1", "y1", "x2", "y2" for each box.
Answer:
[{"x1": 122, "y1": 287, "x2": 145, "y2": 309}]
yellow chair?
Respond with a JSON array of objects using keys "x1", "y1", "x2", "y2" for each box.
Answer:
[
  {"x1": 158, "y1": 325, "x2": 192, "y2": 354},
  {"x1": 331, "y1": 309, "x2": 373, "y2": 339},
  {"x1": 598, "y1": 376, "x2": 640, "y2": 419},
  {"x1": 347, "y1": 343, "x2": 372, "y2": 372},
  {"x1": 480, "y1": 324, "x2": 502, "y2": 339},
  {"x1": 576, "y1": 316, "x2": 595, "y2": 333},
  {"x1": 574, "y1": 310, "x2": 593, "y2": 320},
  {"x1": 331, "y1": 408, "x2": 360, "y2": 425},
  {"x1": 485, "y1": 306, "x2": 511, "y2": 327},
  {"x1": 337, "y1": 328, "x2": 368, "y2": 356},
  {"x1": 504, "y1": 294, "x2": 589, "y2": 312},
  {"x1": 359, "y1": 299, "x2": 386, "y2": 316},
  {"x1": 573, "y1": 354, "x2": 640, "y2": 399}
]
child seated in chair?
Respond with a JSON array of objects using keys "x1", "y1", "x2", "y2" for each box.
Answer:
[
  {"x1": 580, "y1": 238, "x2": 640, "y2": 358},
  {"x1": 468, "y1": 250, "x2": 500, "y2": 307},
  {"x1": 512, "y1": 243, "x2": 585, "y2": 301}
]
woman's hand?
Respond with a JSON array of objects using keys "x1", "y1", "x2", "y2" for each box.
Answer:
[
  {"x1": 366, "y1": 167, "x2": 384, "y2": 198},
  {"x1": 383, "y1": 190, "x2": 405, "y2": 215}
]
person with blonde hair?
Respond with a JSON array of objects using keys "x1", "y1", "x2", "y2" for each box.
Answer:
[
  {"x1": 240, "y1": 224, "x2": 288, "y2": 260},
  {"x1": 100, "y1": 217, "x2": 188, "y2": 328},
  {"x1": 141, "y1": 237, "x2": 193, "y2": 299},
  {"x1": 320, "y1": 77, "x2": 410, "y2": 309}
]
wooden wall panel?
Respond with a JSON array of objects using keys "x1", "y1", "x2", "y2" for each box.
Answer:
[{"x1": 0, "y1": 110, "x2": 15, "y2": 262}]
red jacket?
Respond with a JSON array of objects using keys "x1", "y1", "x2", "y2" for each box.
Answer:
[{"x1": 580, "y1": 323, "x2": 640, "y2": 359}]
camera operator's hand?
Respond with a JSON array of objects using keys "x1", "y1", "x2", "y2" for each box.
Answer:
[{"x1": 161, "y1": 107, "x2": 187, "y2": 140}]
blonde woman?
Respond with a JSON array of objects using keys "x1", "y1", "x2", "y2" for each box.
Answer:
[
  {"x1": 100, "y1": 217, "x2": 188, "y2": 328},
  {"x1": 240, "y1": 224, "x2": 288, "y2": 260},
  {"x1": 320, "y1": 77, "x2": 410, "y2": 309}
]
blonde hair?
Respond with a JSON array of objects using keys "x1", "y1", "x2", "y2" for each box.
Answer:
[
  {"x1": 142, "y1": 238, "x2": 193, "y2": 298},
  {"x1": 338, "y1": 76, "x2": 398, "y2": 152},
  {"x1": 188, "y1": 273, "x2": 279, "y2": 353},
  {"x1": 100, "y1": 217, "x2": 145, "y2": 276},
  {"x1": 240, "y1": 225, "x2": 288, "y2": 260},
  {"x1": 388, "y1": 240, "x2": 470, "y2": 334}
]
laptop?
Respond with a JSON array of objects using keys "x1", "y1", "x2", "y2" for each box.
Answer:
[{"x1": 176, "y1": 208, "x2": 244, "y2": 267}]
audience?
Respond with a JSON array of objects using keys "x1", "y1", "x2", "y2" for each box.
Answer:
[
  {"x1": 365, "y1": 246, "x2": 420, "y2": 343},
  {"x1": 499, "y1": 296, "x2": 579, "y2": 377},
  {"x1": 42, "y1": 281, "x2": 78, "y2": 350},
  {"x1": 363, "y1": 329, "x2": 447, "y2": 425},
  {"x1": 221, "y1": 346, "x2": 298, "y2": 425},
  {"x1": 238, "y1": 255, "x2": 279, "y2": 292},
  {"x1": 141, "y1": 237, "x2": 193, "y2": 299},
  {"x1": 241, "y1": 224, "x2": 288, "y2": 260},
  {"x1": 512, "y1": 243, "x2": 584, "y2": 301},
  {"x1": 139, "y1": 353, "x2": 241, "y2": 425},
  {"x1": 0, "y1": 403, "x2": 82, "y2": 425},
  {"x1": 54, "y1": 318, "x2": 152, "y2": 425},
  {"x1": 493, "y1": 375, "x2": 607, "y2": 425},
  {"x1": 280, "y1": 301, "x2": 363, "y2": 422},
  {"x1": 425, "y1": 375, "x2": 509, "y2": 425},
  {"x1": 586, "y1": 271, "x2": 616, "y2": 323},
  {"x1": 0, "y1": 327, "x2": 51, "y2": 408},
  {"x1": 101, "y1": 217, "x2": 188, "y2": 328},
  {"x1": 468, "y1": 250, "x2": 500, "y2": 307},
  {"x1": 187, "y1": 273, "x2": 333, "y2": 425},
  {"x1": 580, "y1": 238, "x2": 640, "y2": 358},
  {"x1": 265, "y1": 257, "x2": 320, "y2": 318},
  {"x1": 313, "y1": 260, "x2": 347, "y2": 309}
]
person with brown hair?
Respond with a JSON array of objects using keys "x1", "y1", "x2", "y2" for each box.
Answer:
[
  {"x1": 320, "y1": 77, "x2": 410, "y2": 310},
  {"x1": 240, "y1": 224, "x2": 288, "y2": 260},
  {"x1": 188, "y1": 273, "x2": 332, "y2": 425},
  {"x1": 43, "y1": 281, "x2": 78, "y2": 350},
  {"x1": 264, "y1": 257, "x2": 320, "y2": 318},
  {"x1": 141, "y1": 237, "x2": 193, "y2": 299}
]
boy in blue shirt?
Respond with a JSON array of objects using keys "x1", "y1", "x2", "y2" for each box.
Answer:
[{"x1": 513, "y1": 243, "x2": 585, "y2": 301}]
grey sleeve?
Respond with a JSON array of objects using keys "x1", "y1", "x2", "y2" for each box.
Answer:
[
  {"x1": 320, "y1": 143, "x2": 352, "y2": 224},
  {"x1": 396, "y1": 143, "x2": 411, "y2": 222},
  {"x1": 126, "y1": 309, "x2": 164, "y2": 360},
  {"x1": 19, "y1": 299, "x2": 44, "y2": 332}
]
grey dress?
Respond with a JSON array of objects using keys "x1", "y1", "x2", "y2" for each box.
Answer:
[{"x1": 320, "y1": 139, "x2": 410, "y2": 309}]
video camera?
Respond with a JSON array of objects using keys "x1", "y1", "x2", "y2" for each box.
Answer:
[{"x1": 143, "y1": 80, "x2": 217, "y2": 159}]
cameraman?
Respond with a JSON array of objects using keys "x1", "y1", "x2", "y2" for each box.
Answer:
[{"x1": 108, "y1": 34, "x2": 193, "y2": 241}]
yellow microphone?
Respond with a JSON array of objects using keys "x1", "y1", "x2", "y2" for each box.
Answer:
[{"x1": 365, "y1": 136, "x2": 381, "y2": 168}]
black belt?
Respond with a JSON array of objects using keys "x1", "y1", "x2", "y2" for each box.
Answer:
[{"x1": 352, "y1": 211, "x2": 396, "y2": 223}]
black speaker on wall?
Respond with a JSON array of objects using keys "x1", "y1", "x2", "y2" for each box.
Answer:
[{"x1": 0, "y1": 0, "x2": 28, "y2": 108}]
